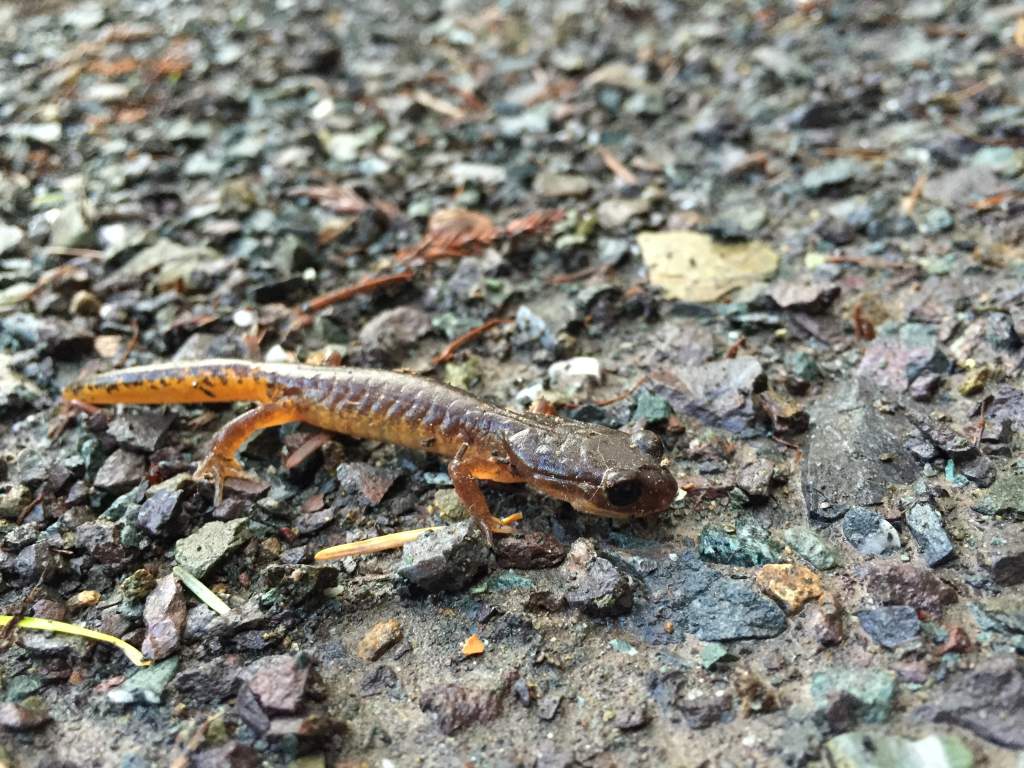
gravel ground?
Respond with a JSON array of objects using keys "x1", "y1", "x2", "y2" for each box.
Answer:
[{"x1": 1, "y1": 0, "x2": 1023, "y2": 766}]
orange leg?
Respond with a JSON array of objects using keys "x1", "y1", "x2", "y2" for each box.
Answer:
[
  {"x1": 448, "y1": 444, "x2": 518, "y2": 535},
  {"x1": 194, "y1": 399, "x2": 305, "y2": 503}
]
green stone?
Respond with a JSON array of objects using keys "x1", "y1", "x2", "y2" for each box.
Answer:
[
  {"x1": 824, "y1": 731, "x2": 973, "y2": 768},
  {"x1": 108, "y1": 657, "x2": 180, "y2": 706},
  {"x1": 443, "y1": 356, "x2": 482, "y2": 391},
  {"x1": 972, "y1": 468, "x2": 1024, "y2": 518},
  {"x1": 609, "y1": 638, "x2": 638, "y2": 655},
  {"x1": 782, "y1": 526, "x2": 837, "y2": 570},
  {"x1": 810, "y1": 668, "x2": 896, "y2": 724},
  {"x1": 5, "y1": 674, "x2": 42, "y2": 702},
  {"x1": 632, "y1": 389, "x2": 671, "y2": 426},
  {"x1": 174, "y1": 518, "x2": 250, "y2": 579},
  {"x1": 432, "y1": 488, "x2": 468, "y2": 522},
  {"x1": 700, "y1": 642, "x2": 730, "y2": 669},
  {"x1": 698, "y1": 522, "x2": 783, "y2": 567}
]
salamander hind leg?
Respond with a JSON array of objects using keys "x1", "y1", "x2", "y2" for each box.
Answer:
[
  {"x1": 448, "y1": 445, "x2": 518, "y2": 537},
  {"x1": 194, "y1": 399, "x2": 306, "y2": 504}
]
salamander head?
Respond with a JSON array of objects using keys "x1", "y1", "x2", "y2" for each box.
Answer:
[{"x1": 505, "y1": 421, "x2": 677, "y2": 519}]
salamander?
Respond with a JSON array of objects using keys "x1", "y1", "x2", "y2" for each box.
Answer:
[{"x1": 63, "y1": 360, "x2": 678, "y2": 533}]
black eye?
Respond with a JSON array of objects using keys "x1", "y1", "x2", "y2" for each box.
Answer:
[
  {"x1": 630, "y1": 430, "x2": 663, "y2": 460},
  {"x1": 606, "y1": 474, "x2": 643, "y2": 507}
]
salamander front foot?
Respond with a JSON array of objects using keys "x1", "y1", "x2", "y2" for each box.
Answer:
[{"x1": 194, "y1": 453, "x2": 260, "y2": 505}]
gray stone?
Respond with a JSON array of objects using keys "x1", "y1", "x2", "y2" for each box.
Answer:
[
  {"x1": 108, "y1": 410, "x2": 174, "y2": 453},
  {"x1": 737, "y1": 459, "x2": 774, "y2": 500},
  {"x1": 916, "y1": 656, "x2": 1024, "y2": 749},
  {"x1": 650, "y1": 358, "x2": 766, "y2": 434},
  {"x1": 857, "y1": 606, "x2": 921, "y2": 648},
  {"x1": 801, "y1": 159, "x2": 863, "y2": 194},
  {"x1": 532, "y1": 172, "x2": 591, "y2": 198},
  {"x1": 136, "y1": 490, "x2": 184, "y2": 537},
  {"x1": 48, "y1": 199, "x2": 95, "y2": 249},
  {"x1": 175, "y1": 518, "x2": 251, "y2": 579},
  {"x1": 93, "y1": 449, "x2": 145, "y2": 493},
  {"x1": 142, "y1": 574, "x2": 186, "y2": 661},
  {"x1": 0, "y1": 224, "x2": 24, "y2": 255},
  {"x1": 973, "y1": 469, "x2": 1024, "y2": 518},
  {"x1": 397, "y1": 521, "x2": 490, "y2": 593},
  {"x1": 972, "y1": 145, "x2": 1024, "y2": 177},
  {"x1": 244, "y1": 654, "x2": 314, "y2": 714},
  {"x1": 842, "y1": 507, "x2": 901, "y2": 556},
  {"x1": 924, "y1": 166, "x2": 1001, "y2": 208},
  {"x1": 0, "y1": 702, "x2": 50, "y2": 731},
  {"x1": 802, "y1": 380, "x2": 918, "y2": 518},
  {"x1": 905, "y1": 502, "x2": 954, "y2": 566},
  {"x1": 562, "y1": 539, "x2": 635, "y2": 617}
]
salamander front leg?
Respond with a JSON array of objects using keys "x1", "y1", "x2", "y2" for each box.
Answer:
[
  {"x1": 448, "y1": 445, "x2": 518, "y2": 536},
  {"x1": 194, "y1": 399, "x2": 305, "y2": 504}
]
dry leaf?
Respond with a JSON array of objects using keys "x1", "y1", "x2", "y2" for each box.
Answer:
[
  {"x1": 397, "y1": 208, "x2": 498, "y2": 262},
  {"x1": 638, "y1": 230, "x2": 779, "y2": 303}
]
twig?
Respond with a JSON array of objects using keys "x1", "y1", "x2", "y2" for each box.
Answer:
[
  {"x1": 112, "y1": 320, "x2": 140, "y2": 368},
  {"x1": 284, "y1": 431, "x2": 333, "y2": 470},
  {"x1": 303, "y1": 270, "x2": 415, "y2": 314},
  {"x1": 900, "y1": 172, "x2": 928, "y2": 216},
  {"x1": 596, "y1": 145, "x2": 639, "y2": 186},
  {"x1": 432, "y1": 317, "x2": 510, "y2": 366}
]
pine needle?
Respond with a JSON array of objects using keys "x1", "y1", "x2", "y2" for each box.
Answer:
[
  {"x1": 314, "y1": 527, "x2": 440, "y2": 560},
  {"x1": 172, "y1": 565, "x2": 231, "y2": 617},
  {"x1": 0, "y1": 615, "x2": 150, "y2": 667}
]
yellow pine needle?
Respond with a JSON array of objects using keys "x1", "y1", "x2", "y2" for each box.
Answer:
[
  {"x1": 314, "y1": 527, "x2": 440, "y2": 560},
  {"x1": 313, "y1": 512, "x2": 524, "y2": 561},
  {"x1": 0, "y1": 615, "x2": 150, "y2": 667}
]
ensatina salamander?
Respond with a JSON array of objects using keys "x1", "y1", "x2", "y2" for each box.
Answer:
[{"x1": 64, "y1": 360, "x2": 678, "y2": 532}]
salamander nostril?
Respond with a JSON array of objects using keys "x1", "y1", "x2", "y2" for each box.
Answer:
[{"x1": 629, "y1": 429, "x2": 664, "y2": 460}]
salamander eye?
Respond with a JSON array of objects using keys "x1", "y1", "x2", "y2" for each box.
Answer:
[
  {"x1": 630, "y1": 430, "x2": 663, "y2": 460},
  {"x1": 604, "y1": 470, "x2": 643, "y2": 508}
]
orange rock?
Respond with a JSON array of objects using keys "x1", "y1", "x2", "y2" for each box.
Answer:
[
  {"x1": 462, "y1": 633, "x2": 485, "y2": 656},
  {"x1": 755, "y1": 563, "x2": 823, "y2": 614}
]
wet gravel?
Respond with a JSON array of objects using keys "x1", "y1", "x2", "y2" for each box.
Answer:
[{"x1": 1, "y1": 0, "x2": 1024, "y2": 765}]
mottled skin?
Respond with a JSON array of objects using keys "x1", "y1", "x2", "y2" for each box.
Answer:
[{"x1": 64, "y1": 360, "x2": 678, "y2": 532}]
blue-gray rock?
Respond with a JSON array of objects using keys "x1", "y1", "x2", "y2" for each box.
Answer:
[
  {"x1": 905, "y1": 502, "x2": 954, "y2": 566},
  {"x1": 917, "y1": 207, "x2": 953, "y2": 235},
  {"x1": 842, "y1": 507, "x2": 900, "y2": 556},
  {"x1": 397, "y1": 521, "x2": 490, "y2": 593},
  {"x1": 665, "y1": 551, "x2": 786, "y2": 641},
  {"x1": 857, "y1": 606, "x2": 920, "y2": 648}
]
